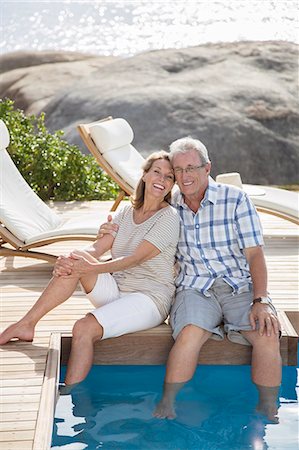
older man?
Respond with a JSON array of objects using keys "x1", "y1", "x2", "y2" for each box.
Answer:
[
  {"x1": 153, "y1": 137, "x2": 281, "y2": 421},
  {"x1": 100, "y1": 136, "x2": 281, "y2": 422}
]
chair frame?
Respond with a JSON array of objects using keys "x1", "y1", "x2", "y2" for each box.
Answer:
[
  {"x1": 77, "y1": 117, "x2": 135, "y2": 212},
  {"x1": 0, "y1": 223, "x2": 95, "y2": 263}
]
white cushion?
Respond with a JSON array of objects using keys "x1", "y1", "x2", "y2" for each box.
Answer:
[
  {"x1": 0, "y1": 120, "x2": 10, "y2": 150},
  {"x1": 104, "y1": 144, "x2": 144, "y2": 189},
  {"x1": 24, "y1": 213, "x2": 111, "y2": 244},
  {"x1": 89, "y1": 118, "x2": 134, "y2": 153},
  {"x1": 0, "y1": 150, "x2": 62, "y2": 242},
  {"x1": 250, "y1": 186, "x2": 299, "y2": 221},
  {"x1": 89, "y1": 118, "x2": 144, "y2": 189}
]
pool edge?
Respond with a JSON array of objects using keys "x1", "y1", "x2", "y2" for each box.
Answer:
[{"x1": 33, "y1": 333, "x2": 61, "y2": 450}]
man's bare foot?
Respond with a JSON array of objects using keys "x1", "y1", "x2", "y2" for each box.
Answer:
[
  {"x1": 153, "y1": 400, "x2": 176, "y2": 419},
  {"x1": 256, "y1": 402, "x2": 279, "y2": 423},
  {"x1": 256, "y1": 384, "x2": 280, "y2": 423},
  {"x1": 0, "y1": 321, "x2": 34, "y2": 344},
  {"x1": 153, "y1": 381, "x2": 185, "y2": 420}
]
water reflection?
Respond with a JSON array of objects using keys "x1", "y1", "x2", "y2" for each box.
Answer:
[
  {"x1": 52, "y1": 364, "x2": 298, "y2": 449},
  {"x1": 2, "y1": 1, "x2": 298, "y2": 56}
]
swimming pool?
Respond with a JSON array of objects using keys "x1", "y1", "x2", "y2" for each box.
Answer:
[{"x1": 51, "y1": 361, "x2": 298, "y2": 449}]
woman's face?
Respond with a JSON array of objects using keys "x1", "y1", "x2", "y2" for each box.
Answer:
[{"x1": 143, "y1": 159, "x2": 174, "y2": 200}]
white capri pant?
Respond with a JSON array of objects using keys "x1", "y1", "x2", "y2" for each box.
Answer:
[{"x1": 82, "y1": 273, "x2": 162, "y2": 340}]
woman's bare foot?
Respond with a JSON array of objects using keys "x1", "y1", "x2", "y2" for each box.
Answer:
[{"x1": 0, "y1": 321, "x2": 35, "y2": 344}]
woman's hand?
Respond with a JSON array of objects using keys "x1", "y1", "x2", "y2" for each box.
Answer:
[
  {"x1": 53, "y1": 254, "x2": 75, "y2": 277},
  {"x1": 64, "y1": 250, "x2": 96, "y2": 278}
]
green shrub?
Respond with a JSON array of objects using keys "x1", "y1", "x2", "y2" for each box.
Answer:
[{"x1": 0, "y1": 98, "x2": 119, "y2": 201}]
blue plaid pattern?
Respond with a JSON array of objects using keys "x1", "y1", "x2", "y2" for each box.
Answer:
[{"x1": 172, "y1": 177, "x2": 264, "y2": 295}]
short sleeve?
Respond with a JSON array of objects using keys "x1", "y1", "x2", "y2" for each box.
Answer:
[
  {"x1": 144, "y1": 207, "x2": 180, "y2": 251},
  {"x1": 112, "y1": 204, "x2": 130, "y2": 226},
  {"x1": 235, "y1": 193, "x2": 264, "y2": 249}
]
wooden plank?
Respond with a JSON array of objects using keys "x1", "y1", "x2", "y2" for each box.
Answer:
[
  {"x1": 0, "y1": 422, "x2": 36, "y2": 432},
  {"x1": 61, "y1": 312, "x2": 298, "y2": 366},
  {"x1": 1, "y1": 403, "x2": 39, "y2": 413},
  {"x1": 0, "y1": 430, "x2": 35, "y2": 441},
  {"x1": 1, "y1": 411, "x2": 37, "y2": 422},
  {"x1": 0, "y1": 441, "x2": 33, "y2": 450}
]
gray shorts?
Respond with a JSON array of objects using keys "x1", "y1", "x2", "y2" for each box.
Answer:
[{"x1": 170, "y1": 278, "x2": 277, "y2": 346}]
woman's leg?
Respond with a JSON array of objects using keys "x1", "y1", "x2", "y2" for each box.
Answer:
[
  {"x1": 63, "y1": 292, "x2": 162, "y2": 386},
  {"x1": 0, "y1": 271, "x2": 98, "y2": 344},
  {"x1": 64, "y1": 314, "x2": 103, "y2": 385}
]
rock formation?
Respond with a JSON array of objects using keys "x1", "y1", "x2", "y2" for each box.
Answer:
[{"x1": 1, "y1": 42, "x2": 298, "y2": 184}]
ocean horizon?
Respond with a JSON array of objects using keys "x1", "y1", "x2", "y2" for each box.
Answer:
[{"x1": 1, "y1": 1, "x2": 298, "y2": 57}]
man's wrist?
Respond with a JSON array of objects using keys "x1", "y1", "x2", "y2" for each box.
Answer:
[{"x1": 252, "y1": 296, "x2": 272, "y2": 305}]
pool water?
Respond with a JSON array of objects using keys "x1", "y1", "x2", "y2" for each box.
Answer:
[{"x1": 52, "y1": 363, "x2": 298, "y2": 450}]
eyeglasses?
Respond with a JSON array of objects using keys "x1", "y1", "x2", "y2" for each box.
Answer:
[{"x1": 174, "y1": 164, "x2": 206, "y2": 175}]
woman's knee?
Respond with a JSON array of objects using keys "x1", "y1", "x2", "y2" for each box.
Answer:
[{"x1": 72, "y1": 315, "x2": 103, "y2": 342}]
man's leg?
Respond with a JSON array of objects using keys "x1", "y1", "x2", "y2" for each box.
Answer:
[
  {"x1": 0, "y1": 272, "x2": 97, "y2": 344},
  {"x1": 242, "y1": 330, "x2": 281, "y2": 421},
  {"x1": 154, "y1": 325, "x2": 211, "y2": 419}
]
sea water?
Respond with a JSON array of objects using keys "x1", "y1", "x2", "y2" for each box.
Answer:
[
  {"x1": 52, "y1": 362, "x2": 298, "y2": 449},
  {"x1": 1, "y1": 1, "x2": 298, "y2": 57}
]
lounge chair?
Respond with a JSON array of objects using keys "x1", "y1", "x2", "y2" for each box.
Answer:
[
  {"x1": 0, "y1": 120, "x2": 111, "y2": 263},
  {"x1": 78, "y1": 117, "x2": 298, "y2": 225},
  {"x1": 216, "y1": 172, "x2": 299, "y2": 225},
  {"x1": 77, "y1": 117, "x2": 144, "y2": 211}
]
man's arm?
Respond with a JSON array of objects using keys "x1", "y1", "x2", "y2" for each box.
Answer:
[{"x1": 244, "y1": 246, "x2": 280, "y2": 336}]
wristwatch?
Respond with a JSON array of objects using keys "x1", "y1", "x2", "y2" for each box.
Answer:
[{"x1": 252, "y1": 296, "x2": 272, "y2": 305}]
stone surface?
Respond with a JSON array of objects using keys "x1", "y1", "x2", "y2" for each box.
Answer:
[
  {"x1": 1, "y1": 42, "x2": 298, "y2": 184},
  {"x1": 0, "y1": 51, "x2": 117, "y2": 114}
]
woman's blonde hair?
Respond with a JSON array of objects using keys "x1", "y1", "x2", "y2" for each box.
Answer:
[{"x1": 131, "y1": 150, "x2": 173, "y2": 209}]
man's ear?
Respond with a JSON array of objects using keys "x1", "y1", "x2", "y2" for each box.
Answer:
[{"x1": 206, "y1": 162, "x2": 212, "y2": 176}]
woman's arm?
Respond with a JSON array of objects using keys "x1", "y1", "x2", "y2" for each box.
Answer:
[
  {"x1": 54, "y1": 234, "x2": 115, "y2": 277},
  {"x1": 66, "y1": 239, "x2": 161, "y2": 278}
]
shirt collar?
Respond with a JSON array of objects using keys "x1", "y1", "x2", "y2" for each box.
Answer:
[{"x1": 175, "y1": 176, "x2": 218, "y2": 208}]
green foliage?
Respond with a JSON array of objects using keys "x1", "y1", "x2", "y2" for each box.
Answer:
[{"x1": 0, "y1": 98, "x2": 119, "y2": 201}]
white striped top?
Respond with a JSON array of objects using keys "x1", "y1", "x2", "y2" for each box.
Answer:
[{"x1": 111, "y1": 204, "x2": 180, "y2": 319}]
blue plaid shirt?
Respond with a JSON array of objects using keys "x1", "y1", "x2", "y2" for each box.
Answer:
[{"x1": 172, "y1": 177, "x2": 264, "y2": 295}]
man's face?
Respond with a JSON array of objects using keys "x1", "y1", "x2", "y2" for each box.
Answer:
[{"x1": 172, "y1": 149, "x2": 211, "y2": 198}]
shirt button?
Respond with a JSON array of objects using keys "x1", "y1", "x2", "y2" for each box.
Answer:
[{"x1": 195, "y1": 224, "x2": 199, "y2": 229}]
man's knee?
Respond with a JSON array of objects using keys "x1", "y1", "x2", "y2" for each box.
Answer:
[
  {"x1": 72, "y1": 315, "x2": 103, "y2": 342},
  {"x1": 246, "y1": 331, "x2": 280, "y2": 352},
  {"x1": 177, "y1": 324, "x2": 211, "y2": 345}
]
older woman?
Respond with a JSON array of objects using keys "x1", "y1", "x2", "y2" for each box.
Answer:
[{"x1": 0, "y1": 151, "x2": 180, "y2": 389}]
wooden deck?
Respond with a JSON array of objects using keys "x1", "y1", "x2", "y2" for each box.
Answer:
[{"x1": 0, "y1": 200, "x2": 298, "y2": 450}]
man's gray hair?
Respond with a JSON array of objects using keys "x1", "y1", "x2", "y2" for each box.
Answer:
[{"x1": 169, "y1": 136, "x2": 210, "y2": 165}]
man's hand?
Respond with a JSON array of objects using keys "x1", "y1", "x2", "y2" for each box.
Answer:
[
  {"x1": 249, "y1": 303, "x2": 280, "y2": 337},
  {"x1": 97, "y1": 214, "x2": 118, "y2": 239}
]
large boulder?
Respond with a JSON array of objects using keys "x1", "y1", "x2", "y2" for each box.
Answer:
[
  {"x1": 2, "y1": 42, "x2": 298, "y2": 184},
  {"x1": 0, "y1": 51, "x2": 117, "y2": 114}
]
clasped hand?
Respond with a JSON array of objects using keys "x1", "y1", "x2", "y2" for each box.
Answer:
[{"x1": 53, "y1": 250, "x2": 94, "y2": 278}]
